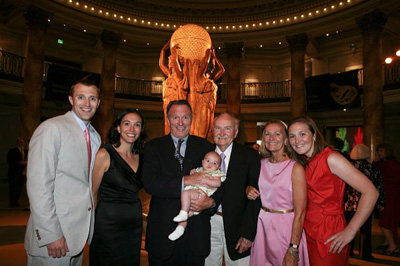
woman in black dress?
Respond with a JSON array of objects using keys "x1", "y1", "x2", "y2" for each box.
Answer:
[{"x1": 90, "y1": 109, "x2": 146, "y2": 266}]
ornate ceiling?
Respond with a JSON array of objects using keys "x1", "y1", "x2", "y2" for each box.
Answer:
[{"x1": 1, "y1": 0, "x2": 400, "y2": 55}]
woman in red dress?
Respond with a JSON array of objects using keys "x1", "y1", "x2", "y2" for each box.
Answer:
[{"x1": 288, "y1": 116, "x2": 379, "y2": 265}]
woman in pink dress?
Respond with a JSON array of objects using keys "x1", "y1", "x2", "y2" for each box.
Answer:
[
  {"x1": 247, "y1": 120, "x2": 309, "y2": 266},
  {"x1": 288, "y1": 116, "x2": 379, "y2": 266}
]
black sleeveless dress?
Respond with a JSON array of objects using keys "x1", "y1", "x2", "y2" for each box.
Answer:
[{"x1": 90, "y1": 143, "x2": 143, "y2": 266}]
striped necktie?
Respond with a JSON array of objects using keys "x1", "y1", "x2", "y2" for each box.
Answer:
[{"x1": 175, "y1": 139, "x2": 184, "y2": 172}]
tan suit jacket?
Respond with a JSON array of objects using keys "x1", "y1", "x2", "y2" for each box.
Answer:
[{"x1": 24, "y1": 112, "x2": 100, "y2": 257}]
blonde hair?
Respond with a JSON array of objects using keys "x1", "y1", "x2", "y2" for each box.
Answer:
[
  {"x1": 350, "y1": 144, "x2": 370, "y2": 160},
  {"x1": 259, "y1": 119, "x2": 301, "y2": 163}
]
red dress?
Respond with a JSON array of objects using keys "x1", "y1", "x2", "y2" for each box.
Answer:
[
  {"x1": 304, "y1": 147, "x2": 349, "y2": 266},
  {"x1": 375, "y1": 159, "x2": 400, "y2": 241}
]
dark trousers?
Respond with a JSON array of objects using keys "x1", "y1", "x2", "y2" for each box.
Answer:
[
  {"x1": 345, "y1": 211, "x2": 373, "y2": 259},
  {"x1": 148, "y1": 239, "x2": 206, "y2": 266}
]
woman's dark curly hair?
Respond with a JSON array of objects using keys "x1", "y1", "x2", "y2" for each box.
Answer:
[{"x1": 108, "y1": 109, "x2": 146, "y2": 154}]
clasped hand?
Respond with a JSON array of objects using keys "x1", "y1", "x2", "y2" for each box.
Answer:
[
  {"x1": 245, "y1": 185, "x2": 260, "y2": 200},
  {"x1": 185, "y1": 171, "x2": 213, "y2": 188},
  {"x1": 235, "y1": 237, "x2": 252, "y2": 254},
  {"x1": 47, "y1": 236, "x2": 69, "y2": 258}
]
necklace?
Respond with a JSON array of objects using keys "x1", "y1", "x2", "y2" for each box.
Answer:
[{"x1": 270, "y1": 153, "x2": 287, "y2": 163}]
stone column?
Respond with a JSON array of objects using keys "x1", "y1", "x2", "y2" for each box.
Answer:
[
  {"x1": 356, "y1": 10, "x2": 387, "y2": 153},
  {"x1": 18, "y1": 6, "x2": 52, "y2": 138},
  {"x1": 225, "y1": 42, "x2": 243, "y2": 118},
  {"x1": 286, "y1": 33, "x2": 308, "y2": 118},
  {"x1": 93, "y1": 30, "x2": 122, "y2": 143}
]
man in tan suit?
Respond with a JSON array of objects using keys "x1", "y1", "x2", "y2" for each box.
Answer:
[{"x1": 24, "y1": 78, "x2": 101, "y2": 265}]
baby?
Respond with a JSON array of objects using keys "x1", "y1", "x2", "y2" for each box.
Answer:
[{"x1": 168, "y1": 151, "x2": 226, "y2": 241}]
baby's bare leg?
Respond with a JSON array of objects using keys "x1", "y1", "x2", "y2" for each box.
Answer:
[
  {"x1": 173, "y1": 190, "x2": 200, "y2": 223},
  {"x1": 181, "y1": 189, "x2": 201, "y2": 213}
]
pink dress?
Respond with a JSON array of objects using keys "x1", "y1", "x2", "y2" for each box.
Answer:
[{"x1": 250, "y1": 159, "x2": 309, "y2": 266}]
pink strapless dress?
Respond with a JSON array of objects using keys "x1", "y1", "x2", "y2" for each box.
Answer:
[{"x1": 250, "y1": 159, "x2": 309, "y2": 266}]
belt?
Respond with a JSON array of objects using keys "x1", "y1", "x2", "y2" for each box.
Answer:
[
  {"x1": 262, "y1": 206, "x2": 294, "y2": 214},
  {"x1": 215, "y1": 211, "x2": 223, "y2": 216}
]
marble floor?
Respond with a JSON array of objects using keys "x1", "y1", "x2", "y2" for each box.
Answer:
[{"x1": 0, "y1": 182, "x2": 399, "y2": 266}]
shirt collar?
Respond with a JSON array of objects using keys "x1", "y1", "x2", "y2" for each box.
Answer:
[
  {"x1": 70, "y1": 111, "x2": 91, "y2": 132},
  {"x1": 170, "y1": 134, "x2": 189, "y2": 146},
  {"x1": 216, "y1": 142, "x2": 233, "y2": 157}
]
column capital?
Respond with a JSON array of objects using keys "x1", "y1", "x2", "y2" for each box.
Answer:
[
  {"x1": 225, "y1": 42, "x2": 243, "y2": 58},
  {"x1": 100, "y1": 30, "x2": 122, "y2": 50},
  {"x1": 286, "y1": 33, "x2": 308, "y2": 53},
  {"x1": 356, "y1": 10, "x2": 387, "y2": 35},
  {"x1": 24, "y1": 5, "x2": 53, "y2": 29}
]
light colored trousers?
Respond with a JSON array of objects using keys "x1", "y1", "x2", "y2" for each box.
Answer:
[
  {"x1": 205, "y1": 214, "x2": 250, "y2": 266},
  {"x1": 27, "y1": 250, "x2": 83, "y2": 266}
]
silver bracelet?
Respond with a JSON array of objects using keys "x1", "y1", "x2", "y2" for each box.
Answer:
[{"x1": 287, "y1": 247, "x2": 300, "y2": 261}]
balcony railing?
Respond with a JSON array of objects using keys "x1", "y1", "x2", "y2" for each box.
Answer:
[
  {"x1": 241, "y1": 81, "x2": 291, "y2": 99},
  {"x1": 115, "y1": 77, "x2": 163, "y2": 99},
  {"x1": 384, "y1": 60, "x2": 400, "y2": 89},
  {"x1": 1, "y1": 49, "x2": 399, "y2": 101},
  {"x1": 0, "y1": 50, "x2": 24, "y2": 82}
]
